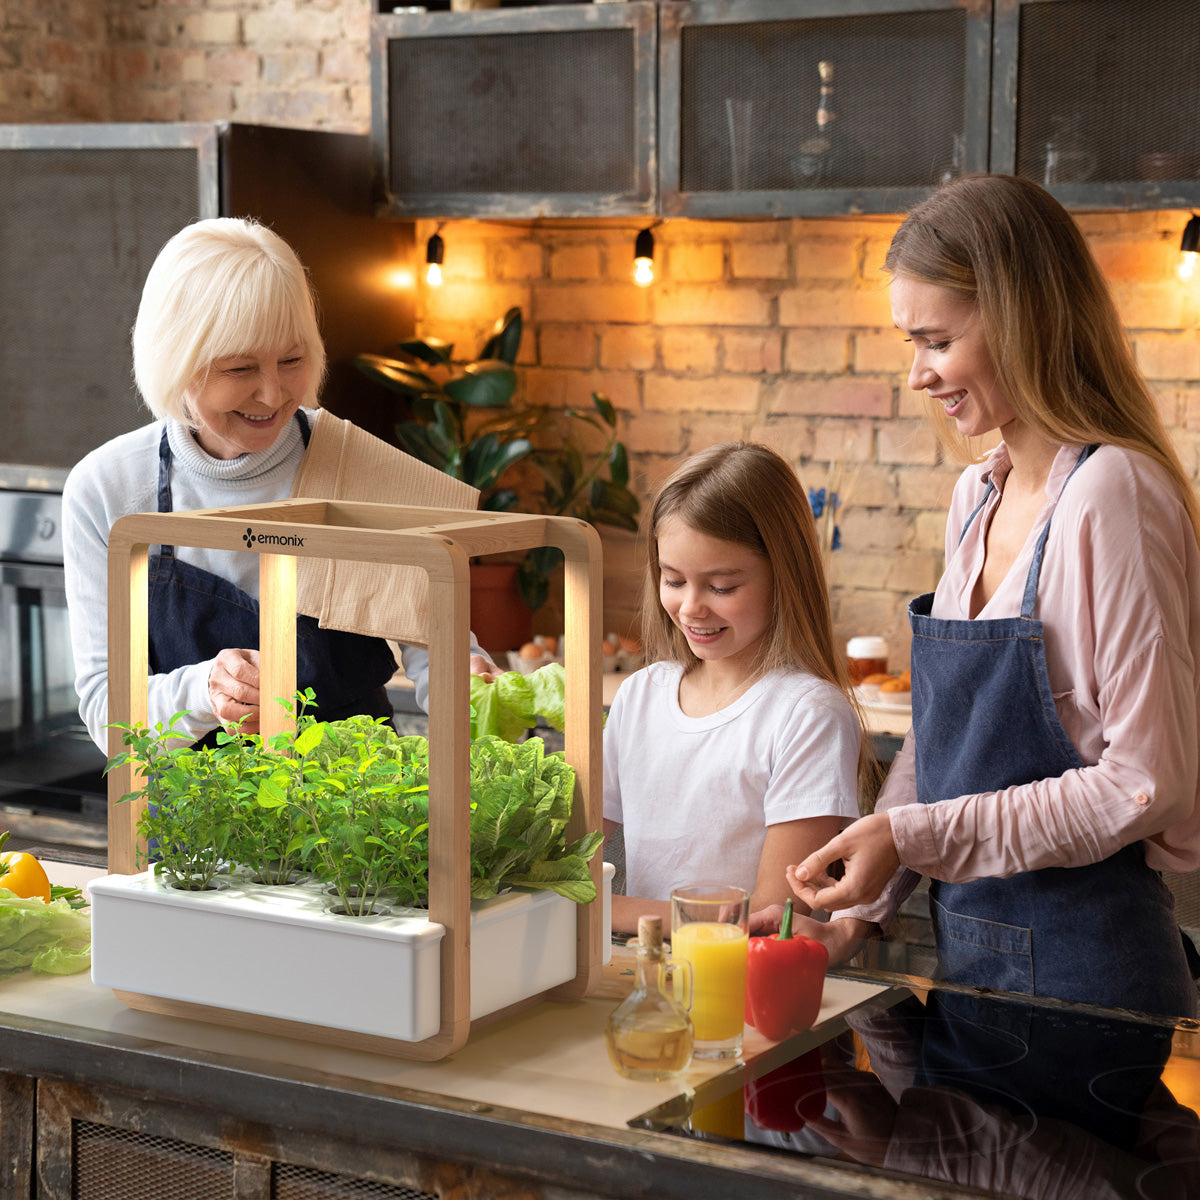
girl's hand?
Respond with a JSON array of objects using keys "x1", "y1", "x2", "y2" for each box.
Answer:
[
  {"x1": 787, "y1": 813, "x2": 899, "y2": 913},
  {"x1": 749, "y1": 904, "x2": 785, "y2": 936}
]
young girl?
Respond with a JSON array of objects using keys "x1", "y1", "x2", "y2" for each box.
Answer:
[{"x1": 603, "y1": 442, "x2": 872, "y2": 935}]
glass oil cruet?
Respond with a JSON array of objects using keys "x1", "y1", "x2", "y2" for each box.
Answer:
[{"x1": 605, "y1": 915, "x2": 694, "y2": 1081}]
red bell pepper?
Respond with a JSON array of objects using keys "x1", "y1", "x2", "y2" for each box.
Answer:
[
  {"x1": 744, "y1": 899, "x2": 828, "y2": 1040},
  {"x1": 744, "y1": 1048, "x2": 826, "y2": 1133}
]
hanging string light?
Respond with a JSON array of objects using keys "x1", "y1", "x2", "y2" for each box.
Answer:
[
  {"x1": 1179, "y1": 214, "x2": 1200, "y2": 282},
  {"x1": 425, "y1": 229, "x2": 445, "y2": 287},
  {"x1": 633, "y1": 226, "x2": 655, "y2": 287}
]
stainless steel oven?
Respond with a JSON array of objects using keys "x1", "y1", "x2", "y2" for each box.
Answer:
[{"x1": 0, "y1": 469, "x2": 106, "y2": 850}]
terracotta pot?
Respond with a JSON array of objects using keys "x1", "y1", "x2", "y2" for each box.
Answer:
[{"x1": 469, "y1": 561, "x2": 532, "y2": 661}]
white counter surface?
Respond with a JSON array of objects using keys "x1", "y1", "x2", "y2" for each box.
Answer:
[{"x1": 9, "y1": 862, "x2": 897, "y2": 1131}]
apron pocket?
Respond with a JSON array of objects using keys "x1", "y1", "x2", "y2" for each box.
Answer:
[{"x1": 932, "y1": 897, "x2": 1034, "y2": 995}]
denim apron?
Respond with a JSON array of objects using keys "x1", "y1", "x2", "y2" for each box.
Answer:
[
  {"x1": 147, "y1": 412, "x2": 396, "y2": 743},
  {"x1": 909, "y1": 444, "x2": 1196, "y2": 1017}
]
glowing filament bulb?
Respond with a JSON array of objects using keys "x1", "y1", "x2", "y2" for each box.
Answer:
[
  {"x1": 632, "y1": 227, "x2": 655, "y2": 288},
  {"x1": 1180, "y1": 215, "x2": 1200, "y2": 283},
  {"x1": 425, "y1": 231, "x2": 445, "y2": 288}
]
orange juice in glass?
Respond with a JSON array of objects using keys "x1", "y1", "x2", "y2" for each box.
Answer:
[{"x1": 670, "y1": 884, "x2": 750, "y2": 1059}]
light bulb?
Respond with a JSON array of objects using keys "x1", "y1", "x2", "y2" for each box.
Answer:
[
  {"x1": 633, "y1": 227, "x2": 655, "y2": 288},
  {"x1": 1179, "y1": 216, "x2": 1200, "y2": 283},
  {"x1": 425, "y1": 231, "x2": 445, "y2": 287}
]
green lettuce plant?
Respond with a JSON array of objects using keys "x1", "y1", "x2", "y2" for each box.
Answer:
[{"x1": 109, "y1": 677, "x2": 601, "y2": 913}]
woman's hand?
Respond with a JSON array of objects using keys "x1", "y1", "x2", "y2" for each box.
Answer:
[
  {"x1": 787, "y1": 813, "x2": 900, "y2": 913},
  {"x1": 469, "y1": 653, "x2": 499, "y2": 683},
  {"x1": 209, "y1": 648, "x2": 261, "y2": 732}
]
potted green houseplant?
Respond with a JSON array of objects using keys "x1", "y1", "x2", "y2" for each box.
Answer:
[
  {"x1": 354, "y1": 307, "x2": 534, "y2": 513},
  {"x1": 353, "y1": 308, "x2": 640, "y2": 614}
]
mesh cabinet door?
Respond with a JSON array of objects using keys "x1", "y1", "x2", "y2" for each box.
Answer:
[
  {"x1": 0, "y1": 124, "x2": 216, "y2": 471},
  {"x1": 993, "y1": 0, "x2": 1200, "y2": 210},
  {"x1": 659, "y1": 0, "x2": 992, "y2": 218},
  {"x1": 371, "y1": 3, "x2": 657, "y2": 218}
]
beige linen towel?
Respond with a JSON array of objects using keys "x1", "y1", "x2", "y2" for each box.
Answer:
[{"x1": 290, "y1": 410, "x2": 479, "y2": 648}]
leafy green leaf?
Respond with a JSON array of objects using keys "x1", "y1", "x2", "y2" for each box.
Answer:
[
  {"x1": 443, "y1": 361, "x2": 518, "y2": 409},
  {"x1": 392, "y1": 337, "x2": 453, "y2": 366},
  {"x1": 592, "y1": 391, "x2": 617, "y2": 427},
  {"x1": 352, "y1": 354, "x2": 436, "y2": 396},
  {"x1": 608, "y1": 441, "x2": 629, "y2": 488},
  {"x1": 478, "y1": 307, "x2": 523, "y2": 365},
  {"x1": 462, "y1": 434, "x2": 533, "y2": 493}
]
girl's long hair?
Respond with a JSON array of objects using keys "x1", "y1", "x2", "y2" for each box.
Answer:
[
  {"x1": 886, "y1": 173, "x2": 1200, "y2": 540},
  {"x1": 640, "y1": 442, "x2": 879, "y2": 805}
]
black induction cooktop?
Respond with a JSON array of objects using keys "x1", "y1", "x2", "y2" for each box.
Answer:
[{"x1": 632, "y1": 977, "x2": 1200, "y2": 1200}]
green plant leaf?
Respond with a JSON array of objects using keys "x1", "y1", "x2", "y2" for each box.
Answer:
[
  {"x1": 443, "y1": 361, "x2": 517, "y2": 408},
  {"x1": 352, "y1": 354, "x2": 436, "y2": 396},
  {"x1": 482, "y1": 488, "x2": 519, "y2": 513},
  {"x1": 591, "y1": 391, "x2": 617, "y2": 427},
  {"x1": 391, "y1": 337, "x2": 453, "y2": 366},
  {"x1": 608, "y1": 441, "x2": 630, "y2": 488},
  {"x1": 478, "y1": 307, "x2": 523, "y2": 364},
  {"x1": 463, "y1": 434, "x2": 533, "y2": 493}
]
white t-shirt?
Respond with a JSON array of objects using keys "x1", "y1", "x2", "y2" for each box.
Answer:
[{"x1": 603, "y1": 661, "x2": 861, "y2": 901}]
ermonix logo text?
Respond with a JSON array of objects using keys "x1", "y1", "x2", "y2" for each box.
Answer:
[{"x1": 241, "y1": 527, "x2": 305, "y2": 549}]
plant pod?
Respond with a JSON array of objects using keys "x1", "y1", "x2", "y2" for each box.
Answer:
[
  {"x1": 745, "y1": 1049, "x2": 826, "y2": 1133},
  {"x1": 744, "y1": 899, "x2": 828, "y2": 1040}
]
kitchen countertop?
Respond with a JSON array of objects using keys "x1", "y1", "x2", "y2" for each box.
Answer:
[
  {"x1": 0, "y1": 861, "x2": 914, "y2": 1200},
  {"x1": 10, "y1": 862, "x2": 1200, "y2": 1199},
  {"x1": 20, "y1": 870, "x2": 891, "y2": 1134}
]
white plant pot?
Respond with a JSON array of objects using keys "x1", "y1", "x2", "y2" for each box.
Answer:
[{"x1": 89, "y1": 864, "x2": 613, "y2": 1043}]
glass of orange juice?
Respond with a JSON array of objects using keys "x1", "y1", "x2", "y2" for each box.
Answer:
[{"x1": 670, "y1": 884, "x2": 750, "y2": 1060}]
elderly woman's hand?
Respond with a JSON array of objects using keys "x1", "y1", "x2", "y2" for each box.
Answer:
[
  {"x1": 209, "y1": 648, "x2": 261, "y2": 733},
  {"x1": 469, "y1": 653, "x2": 500, "y2": 683}
]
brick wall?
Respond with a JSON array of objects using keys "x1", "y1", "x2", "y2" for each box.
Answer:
[
  {"x1": 414, "y1": 211, "x2": 1200, "y2": 658},
  {"x1": 6, "y1": 2, "x2": 1200, "y2": 659}
]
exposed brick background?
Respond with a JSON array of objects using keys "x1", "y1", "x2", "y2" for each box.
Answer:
[{"x1": 6, "y1": 2, "x2": 1200, "y2": 660}]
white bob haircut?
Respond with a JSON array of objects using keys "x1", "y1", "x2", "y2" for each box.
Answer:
[{"x1": 132, "y1": 217, "x2": 327, "y2": 423}]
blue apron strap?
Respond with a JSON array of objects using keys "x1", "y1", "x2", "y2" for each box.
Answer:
[
  {"x1": 1019, "y1": 445, "x2": 1099, "y2": 618},
  {"x1": 156, "y1": 425, "x2": 176, "y2": 559}
]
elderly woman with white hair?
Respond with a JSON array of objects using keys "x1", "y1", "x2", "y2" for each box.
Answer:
[{"x1": 64, "y1": 217, "x2": 490, "y2": 752}]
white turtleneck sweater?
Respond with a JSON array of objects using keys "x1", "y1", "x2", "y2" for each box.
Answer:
[{"x1": 63, "y1": 408, "x2": 438, "y2": 752}]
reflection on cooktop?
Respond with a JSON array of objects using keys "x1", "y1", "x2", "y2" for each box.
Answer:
[{"x1": 635, "y1": 985, "x2": 1200, "y2": 1200}]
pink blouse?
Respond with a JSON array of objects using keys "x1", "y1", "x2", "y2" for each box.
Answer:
[{"x1": 843, "y1": 442, "x2": 1200, "y2": 930}]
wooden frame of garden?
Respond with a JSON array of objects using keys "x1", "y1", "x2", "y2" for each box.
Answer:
[{"x1": 104, "y1": 499, "x2": 603, "y2": 1061}]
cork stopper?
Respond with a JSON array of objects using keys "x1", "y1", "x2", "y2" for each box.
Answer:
[{"x1": 637, "y1": 915, "x2": 664, "y2": 953}]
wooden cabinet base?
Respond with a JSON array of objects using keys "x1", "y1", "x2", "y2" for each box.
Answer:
[{"x1": 35, "y1": 1078, "x2": 605, "y2": 1200}]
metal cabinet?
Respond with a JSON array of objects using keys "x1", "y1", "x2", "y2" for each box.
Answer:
[
  {"x1": 658, "y1": 0, "x2": 992, "y2": 217},
  {"x1": 370, "y1": 2, "x2": 658, "y2": 218},
  {"x1": 991, "y1": 0, "x2": 1200, "y2": 209},
  {"x1": 370, "y1": 0, "x2": 1200, "y2": 217}
]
